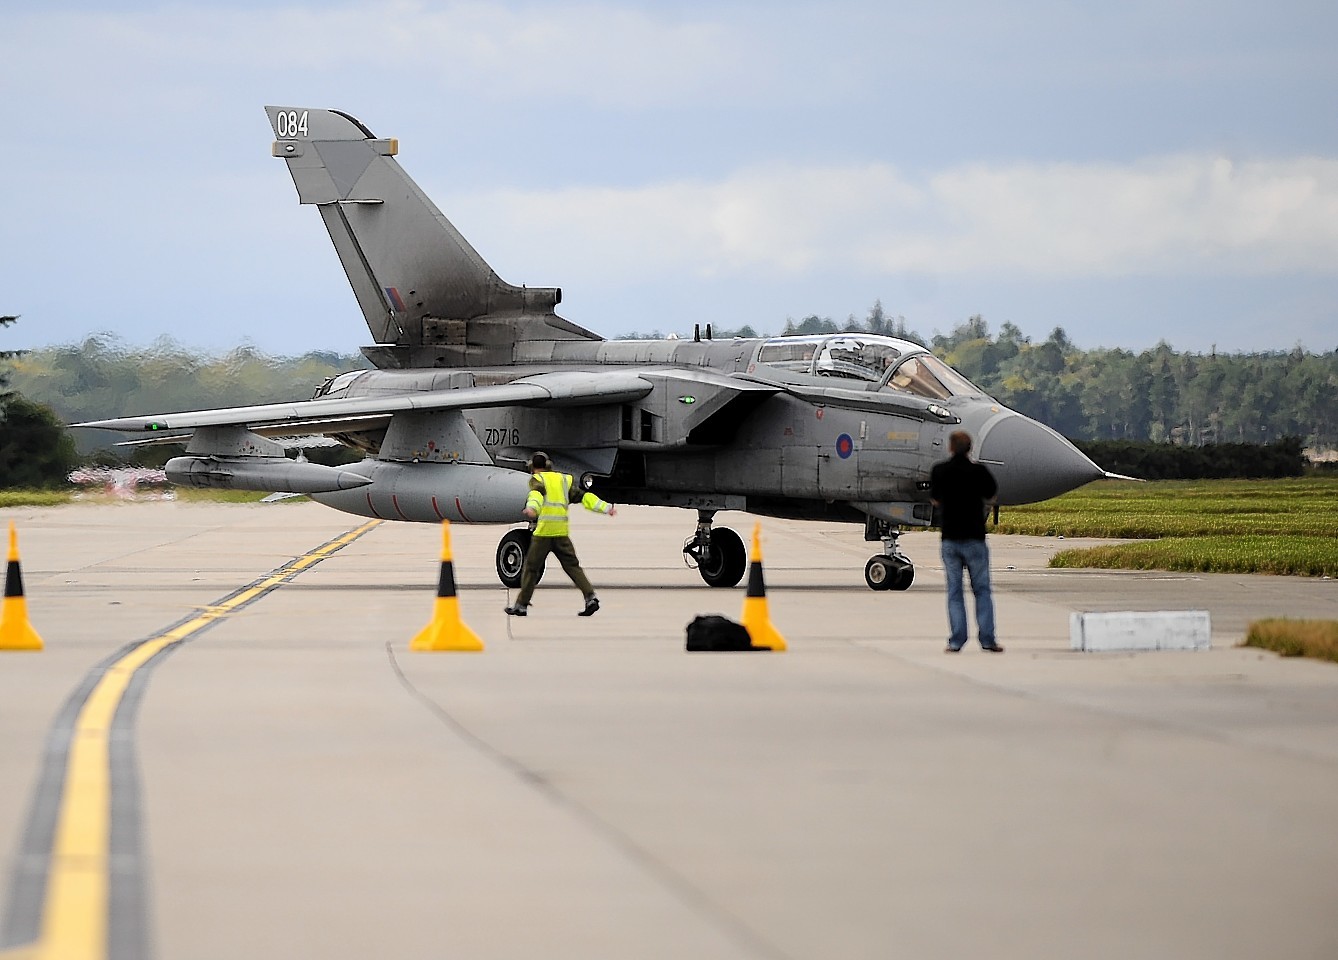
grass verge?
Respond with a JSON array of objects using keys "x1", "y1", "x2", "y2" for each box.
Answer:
[
  {"x1": 997, "y1": 477, "x2": 1338, "y2": 577},
  {"x1": 0, "y1": 490, "x2": 74, "y2": 507},
  {"x1": 1050, "y1": 535, "x2": 1338, "y2": 577},
  {"x1": 1243, "y1": 619, "x2": 1338, "y2": 664},
  {"x1": 995, "y1": 476, "x2": 1338, "y2": 539}
]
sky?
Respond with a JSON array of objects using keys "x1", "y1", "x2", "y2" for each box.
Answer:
[{"x1": 2, "y1": 1, "x2": 1336, "y2": 358}]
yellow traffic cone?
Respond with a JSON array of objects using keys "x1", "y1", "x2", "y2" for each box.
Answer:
[
  {"x1": 739, "y1": 522, "x2": 786, "y2": 652},
  {"x1": 411, "y1": 521, "x2": 483, "y2": 652},
  {"x1": 1, "y1": 523, "x2": 43, "y2": 651}
]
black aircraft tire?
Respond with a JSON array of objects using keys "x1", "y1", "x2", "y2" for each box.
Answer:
[
  {"x1": 699, "y1": 527, "x2": 747, "y2": 588},
  {"x1": 890, "y1": 563, "x2": 915, "y2": 591},
  {"x1": 864, "y1": 556, "x2": 894, "y2": 591},
  {"x1": 496, "y1": 529, "x2": 541, "y2": 589}
]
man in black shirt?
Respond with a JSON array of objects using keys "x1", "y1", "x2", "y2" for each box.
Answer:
[{"x1": 929, "y1": 430, "x2": 1003, "y2": 653}]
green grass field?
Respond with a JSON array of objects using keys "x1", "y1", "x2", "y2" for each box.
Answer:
[
  {"x1": 994, "y1": 476, "x2": 1338, "y2": 539},
  {"x1": 995, "y1": 477, "x2": 1338, "y2": 577},
  {"x1": 0, "y1": 488, "x2": 296, "y2": 507},
  {"x1": 0, "y1": 490, "x2": 73, "y2": 508}
]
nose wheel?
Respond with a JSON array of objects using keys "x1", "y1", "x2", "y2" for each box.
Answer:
[
  {"x1": 865, "y1": 554, "x2": 913, "y2": 591},
  {"x1": 863, "y1": 522, "x2": 914, "y2": 591}
]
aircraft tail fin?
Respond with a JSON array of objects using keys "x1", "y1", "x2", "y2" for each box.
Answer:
[{"x1": 265, "y1": 106, "x2": 599, "y2": 367}]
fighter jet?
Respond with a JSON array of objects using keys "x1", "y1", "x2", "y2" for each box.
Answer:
[{"x1": 77, "y1": 105, "x2": 1112, "y2": 591}]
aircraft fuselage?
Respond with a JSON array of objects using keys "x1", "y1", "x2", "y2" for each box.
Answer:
[{"x1": 309, "y1": 332, "x2": 1103, "y2": 529}]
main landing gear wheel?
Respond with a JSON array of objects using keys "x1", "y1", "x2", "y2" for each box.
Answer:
[
  {"x1": 864, "y1": 555, "x2": 914, "y2": 591},
  {"x1": 496, "y1": 528, "x2": 542, "y2": 589},
  {"x1": 697, "y1": 527, "x2": 747, "y2": 588},
  {"x1": 683, "y1": 510, "x2": 748, "y2": 588}
]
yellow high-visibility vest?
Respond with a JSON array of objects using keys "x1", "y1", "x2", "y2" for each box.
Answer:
[{"x1": 526, "y1": 471, "x2": 611, "y2": 537}]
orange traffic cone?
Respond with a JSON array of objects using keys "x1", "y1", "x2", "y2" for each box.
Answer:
[
  {"x1": 739, "y1": 522, "x2": 786, "y2": 652},
  {"x1": 0, "y1": 523, "x2": 43, "y2": 651},
  {"x1": 411, "y1": 521, "x2": 484, "y2": 652}
]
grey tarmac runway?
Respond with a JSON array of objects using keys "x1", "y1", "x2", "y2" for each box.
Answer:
[{"x1": 1, "y1": 499, "x2": 1336, "y2": 960}]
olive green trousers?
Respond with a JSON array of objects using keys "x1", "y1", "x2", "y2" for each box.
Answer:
[{"x1": 515, "y1": 535, "x2": 594, "y2": 605}]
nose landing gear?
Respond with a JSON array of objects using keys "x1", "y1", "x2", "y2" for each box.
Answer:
[
  {"x1": 683, "y1": 509, "x2": 747, "y2": 587},
  {"x1": 864, "y1": 519, "x2": 914, "y2": 591}
]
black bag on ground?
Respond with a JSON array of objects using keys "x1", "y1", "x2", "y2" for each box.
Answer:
[{"x1": 685, "y1": 615, "x2": 757, "y2": 652}]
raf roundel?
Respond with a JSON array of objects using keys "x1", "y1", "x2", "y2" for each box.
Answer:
[{"x1": 836, "y1": 433, "x2": 854, "y2": 459}]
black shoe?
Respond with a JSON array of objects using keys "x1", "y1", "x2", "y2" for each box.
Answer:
[
  {"x1": 981, "y1": 643, "x2": 1004, "y2": 653},
  {"x1": 945, "y1": 644, "x2": 962, "y2": 653},
  {"x1": 504, "y1": 604, "x2": 528, "y2": 617},
  {"x1": 578, "y1": 596, "x2": 600, "y2": 617}
]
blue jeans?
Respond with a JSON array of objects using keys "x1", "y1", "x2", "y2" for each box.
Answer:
[{"x1": 940, "y1": 539, "x2": 996, "y2": 649}]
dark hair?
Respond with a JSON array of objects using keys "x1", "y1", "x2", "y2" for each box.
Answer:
[
  {"x1": 948, "y1": 431, "x2": 972, "y2": 455},
  {"x1": 529, "y1": 451, "x2": 550, "y2": 470}
]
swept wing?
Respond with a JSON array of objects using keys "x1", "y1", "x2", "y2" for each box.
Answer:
[{"x1": 75, "y1": 370, "x2": 656, "y2": 438}]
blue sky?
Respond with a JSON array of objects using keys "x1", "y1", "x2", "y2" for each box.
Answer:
[{"x1": 3, "y1": 1, "x2": 1335, "y2": 357}]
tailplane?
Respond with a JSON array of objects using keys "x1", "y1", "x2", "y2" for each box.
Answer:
[{"x1": 265, "y1": 106, "x2": 599, "y2": 367}]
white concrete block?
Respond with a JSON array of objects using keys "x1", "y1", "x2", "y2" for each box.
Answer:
[{"x1": 1070, "y1": 610, "x2": 1211, "y2": 652}]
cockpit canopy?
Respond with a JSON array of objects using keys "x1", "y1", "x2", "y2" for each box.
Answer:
[{"x1": 753, "y1": 335, "x2": 987, "y2": 401}]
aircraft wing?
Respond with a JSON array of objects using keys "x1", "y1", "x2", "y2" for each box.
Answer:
[{"x1": 75, "y1": 371, "x2": 654, "y2": 435}]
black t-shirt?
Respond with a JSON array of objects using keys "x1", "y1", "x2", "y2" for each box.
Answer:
[{"x1": 929, "y1": 453, "x2": 998, "y2": 541}]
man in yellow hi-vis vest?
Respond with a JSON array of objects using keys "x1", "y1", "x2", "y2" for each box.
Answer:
[{"x1": 505, "y1": 451, "x2": 617, "y2": 617}]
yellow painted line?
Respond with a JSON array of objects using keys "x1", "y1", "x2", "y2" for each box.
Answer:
[{"x1": 1, "y1": 520, "x2": 380, "y2": 960}]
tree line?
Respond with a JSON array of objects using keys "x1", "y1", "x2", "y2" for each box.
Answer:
[
  {"x1": 6, "y1": 334, "x2": 369, "y2": 461},
  {"x1": 0, "y1": 316, "x2": 79, "y2": 486}
]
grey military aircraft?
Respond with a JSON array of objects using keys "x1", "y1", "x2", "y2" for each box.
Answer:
[{"x1": 77, "y1": 105, "x2": 1114, "y2": 592}]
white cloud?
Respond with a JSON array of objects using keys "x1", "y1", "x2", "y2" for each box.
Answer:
[
  {"x1": 455, "y1": 155, "x2": 1338, "y2": 283},
  {"x1": 2, "y1": 2, "x2": 754, "y2": 108},
  {"x1": 920, "y1": 156, "x2": 1338, "y2": 275}
]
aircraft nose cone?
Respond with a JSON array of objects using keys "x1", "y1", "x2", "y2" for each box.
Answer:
[{"x1": 976, "y1": 414, "x2": 1104, "y2": 505}]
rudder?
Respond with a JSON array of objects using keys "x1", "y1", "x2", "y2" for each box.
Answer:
[{"x1": 265, "y1": 106, "x2": 597, "y2": 366}]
